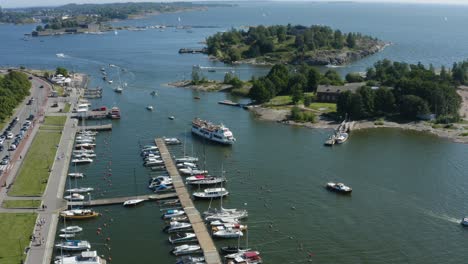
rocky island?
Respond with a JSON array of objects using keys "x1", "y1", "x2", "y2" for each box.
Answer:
[{"x1": 205, "y1": 24, "x2": 387, "y2": 66}]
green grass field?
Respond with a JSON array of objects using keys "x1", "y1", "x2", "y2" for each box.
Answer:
[
  {"x1": 9, "y1": 131, "x2": 62, "y2": 196},
  {"x1": 0, "y1": 213, "x2": 36, "y2": 264},
  {"x1": 307, "y1": 102, "x2": 337, "y2": 113},
  {"x1": 43, "y1": 116, "x2": 66, "y2": 127},
  {"x1": 63, "y1": 103, "x2": 71, "y2": 113},
  {"x1": 2, "y1": 200, "x2": 41, "y2": 209}
]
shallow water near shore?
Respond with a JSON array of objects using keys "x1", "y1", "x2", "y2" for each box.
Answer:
[{"x1": 2, "y1": 2, "x2": 468, "y2": 263}]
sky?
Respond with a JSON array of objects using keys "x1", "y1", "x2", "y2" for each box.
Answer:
[{"x1": 2, "y1": 0, "x2": 468, "y2": 9}]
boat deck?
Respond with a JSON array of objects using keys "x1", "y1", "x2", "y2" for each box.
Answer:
[
  {"x1": 155, "y1": 138, "x2": 222, "y2": 264},
  {"x1": 67, "y1": 193, "x2": 177, "y2": 207}
]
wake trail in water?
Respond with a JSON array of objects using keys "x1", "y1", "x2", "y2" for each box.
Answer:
[{"x1": 419, "y1": 208, "x2": 460, "y2": 224}]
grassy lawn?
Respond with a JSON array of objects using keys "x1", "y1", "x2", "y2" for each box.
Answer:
[
  {"x1": 9, "y1": 131, "x2": 61, "y2": 196},
  {"x1": 2, "y1": 200, "x2": 41, "y2": 209},
  {"x1": 43, "y1": 116, "x2": 67, "y2": 127},
  {"x1": 53, "y1": 85, "x2": 64, "y2": 96},
  {"x1": 0, "y1": 213, "x2": 36, "y2": 264},
  {"x1": 63, "y1": 103, "x2": 71, "y2": 113},
  {"x1": 39, "y1": 125, "x2": 64, "y2": 131},
  {"x1": 307, "y1": 102, "x2": 337, "y2": 113},
  {"x1": 265, "y1": 95, "x2": 293, "y2": 106}
]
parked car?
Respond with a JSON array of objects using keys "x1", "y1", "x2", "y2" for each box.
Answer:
[
  {"x1": 8, "y1": 144, "x2": 16, "y2": 151},
  {"x1": 0, "y1": 145, "x2": 3, "y2": 151},
  {"x1": 0, "y1": 138, "x2": 4, "y2": 145},
  {"x1": 0, "y1": 159, "x2": 8, "y2": 165},
  {"x1": 6, "y1": 132, "x2": 13, "y2": 139},
  {"x1": 27, "y1": 114, "x2": 35, "y2": 121},
  {"x1": 39, "y1": 85, "x2": 44, "y2": 88}
]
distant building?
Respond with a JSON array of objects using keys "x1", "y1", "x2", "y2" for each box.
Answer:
[{"x1": 316, "y1": 82, "x2": 365, "y2": 102}]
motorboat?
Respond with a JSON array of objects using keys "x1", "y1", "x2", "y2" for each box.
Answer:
[
  {"x1": 162, "y1": 209, "x2": 185, "y2": 219},
  {"x1": 149, "y1": 179, "x2": 172, "y2": 189},
  {"x1": 54, "y1": 251, "x2": 104, "y2": 264},
  {"x1": 212, "y1": 226, "x2": 243, "y2": 238},
  {"x1": 168, "y1": 232, "x2": 197, "y2": 244},
  {"x1": 164, "y1": 137, "x2": 181, "y2": 145},
  {"x1": 73, "y1": 153, "x2": 96, "y2": 159},
  {"x1": 144, "y1": 159, "x2": 164, "y2": 167},
  {"x1": 168, "y1": 116, "x2": 175, "y2": 120},
  {"x1": 151, "y1": 165, "x2": 166, "y2": 171},
  {"x1": 146, "y1": 105, "x2": 153, "y2": 111},
  {"x1": 191, "y1": 118, "x2": 236, "y2": 145},
  {"x1": 164, "y1": 221, "x2": 192, "y2": 233},
  {"x1": 141, "y1": 146, "x2": 158, "y2": 152},
  {"x1": 461, "y1": 217, "x2": 468, "y2": 226},
  {"x1": 71, "y1": 158, "x2": 93, "y2": 164},
  {"x1": 326, "y1": 182, "x2": 352, "y2": 194},
  {"x1": 221, "y1": 246, "x2": 251, "y2": 255},
  {"x1": 65, "y1": 187, "x2": 94, "y2": 193},
  {"x1": 335, "y1": 132, "x2": 349, "y2": 144},
  {"x1": 169, "y1": 215, "x2": 189, "y2": 222},
  {"x1": 186, "y1": 175, "x2": 226, "y2": 185},
  {"x1": 193, "y1": 188, "x2": 229, "y2": 199},
  {"x1": 179, "y1": 167, "x2": 208, "y2": 175},
  {"x1": 225, "y1": 251, "x2": 262, "y2": 264},
  {"x1": 60, "y1": 209, "x2": 100, "y2": 220},
  {"x1": 60, "y1": 226, "x2": 83, "y2": 233},
  {"x1": 144, "y1": 154, "x2": 161, "y2": 160},
  {"x1": 123, "y1": 199, "x2": 145, "y2": 206},
  {"x1": 64, "y1": 193, "x2": 85, "y2": 201},
  {"x1": 68, "y1": 173, "x2": 84, "y2": 178},
  {"x1": 159, "y1": 199, "x2": 180, "y2": 207},
  {"x1": 73, "y1": 149, "x2": 95, "y2": 154},
  {"x1": 58, "y1": 233, "x2": 75, "y2": 239},
  {"x1": 74, "y1": 143, "x2": 95, "y2": 150},
  {"x1": 210, "y1": 218, "x2": 240, "y2": 226},
  {"x1": 153, "y1": 184, "x2": 174, "y2": 193},
  {"x1": 177, "y1": 162, "x2": 198, "y2": 169},
  {"x1": 55, "y1": 240, "x2": 91, "y2": 251},
  {"x1": 176, "y1": 256, "x2": 205, "y2": 264},
  {"x1": 172, "y1": 244, "x2": 201, "y2": 256},
  {"x1": 175, "y1": 156, "x2": 198, "y2": 163},
  {"x1": 204, "y1": 209, "x2": 248, "y2": 221},
  {"x1": 75, "y1": 139, "x2": 94, "y2": 144}
]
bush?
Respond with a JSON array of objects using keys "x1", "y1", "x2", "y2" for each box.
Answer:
[
  {"x1": 304, "y1": 96, "x2": 312, "y2": 107},
  {"x1": 374, "y1": 118, "x2": 384, "y2": 125},
  {"x1": 345, "y1": 72, "x2": 364, "y2": 83},
  {"x1": 290, "y1": 106, "x2": 316, "y2": 123}
]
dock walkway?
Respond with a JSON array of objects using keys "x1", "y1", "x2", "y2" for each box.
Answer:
[
  {"x1": 68, "y1": 193, "x2": 177, "y2": 207},
  {"x1": 155, "y1": 138, "x2": 221, "y2": 264},
  {"x1": 78, "y1": 124, "x2": 112, "y2": 131}
]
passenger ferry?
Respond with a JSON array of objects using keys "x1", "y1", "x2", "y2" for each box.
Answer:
[{"x1": 191, "y1": 118, "x2": 236, "y2": 145}]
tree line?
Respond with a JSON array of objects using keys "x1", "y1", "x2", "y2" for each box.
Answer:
[
  {"x1": 206, "y1": 24, "x2": 378, "y2": 63},
  {"x1": 337, "y1": 59, "x2": 463, "y2": 121},
  {"x1": 0, "y1": 71, "x2": 31, "y2": 123}
]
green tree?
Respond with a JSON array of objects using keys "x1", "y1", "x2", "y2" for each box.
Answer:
[
  {"x1": 249, "y1": 77, "x2": 271, "y2": 103},
  {"x1": 345, "y1": 73, "x2": 364, "y2": 83},
  {"x1": 374, "y1": 87, "x2": 395, "y2": 114},
  {"x1": 346, "y1": 33, "x2": 356, "y2": 48},
  {"x1": 36, "y1": 25, "x2": 43, "y2": 31},
  {"x1": 291, "y1": 83, "x2": 304, "y2": 105},
  {"x1": 357, "y1": 86, "x2": 375, "y2": 117},
  {"x1": 191, "y1": 70, "x2": 200, "y2": 85},
  {"x1": 306, "y1": 67, "x2": 321, "y2": 92},
  {"x1": 56, "y1": 67, "x2": 68, "y2": 76},
  {"x1": 400, "y1": 95, "x2": 429, "y2": 119}
]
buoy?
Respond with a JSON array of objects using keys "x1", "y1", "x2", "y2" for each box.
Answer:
[
  {"x1": 106, "y1": 237, "x2": 111, "y2": 241},
  {"x1": 96, "y1": 231, "x2": 101, "y2": 235},
  {"x1": 104, "y1": 223, "x2": 107, "y2": 227},
  {"x1": 97, "y1": 227, "x2": 102, "y2": 231},
  {"x1": 108, "y1": 256, "x2": 112, "y2": 262}
]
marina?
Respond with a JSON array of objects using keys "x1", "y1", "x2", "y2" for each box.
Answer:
[{"x1": 67, "y1": 193, "x2": 178, "y2": 207}]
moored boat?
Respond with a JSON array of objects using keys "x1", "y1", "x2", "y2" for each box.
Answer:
[
  {"x1": 176, "y1": 256, "x2": 205, "y2": 264},
  {"x1": 68, "y1": 173, "x2": 85, "y2": 178},
  {"x1": 71, "y1": 158, "x2": 93, "y2": 164},
  {"x1": 64, "y1": 193, "x2": 85, "y2": 201},
  {"x1": 212, "y1": 226, "x2": 243, "y2": 238},
  {"x1": 193, "y1": 188, "x2": 229, "y2": 199},
  {"x1": 60, "y1": 226, "x2": 83, "y2": 233},
  {"x1": 162, "y1": 209, "x2": 185, "y2": 219},
  {"x1": 221, "y1": 246, "x2": 251, "y2": 255},
  {"x1": 164, "y1": 221, "x2": 192, "y2": 233},
  {"x1": 146, "y1": 105, "x2": 153, "y2": 111},
  {"x1": 58, "y1": 233, "x2": 75, "y2": 239},
  {"x1": 54, "y1": 251, "x2": 104, "y2": 264},
  {"x1": 326, "y1": 182, "x2": 352, "y2": 194},
  {"x1": 335, "y1": 132, "x2": 349, "y2": 144},
  {"x1": 65, "y1": 187, "x2": 94, "y2": 193},
  {"x1": 172, "y1": 244, "x2": 202, "y2": 256},
  {"x1": 186, "y1": 175, "x2": 226, "y2": 185},
  {"x1": 168, "y1": 232, "x2": 197, "y2": 244},
  {"x1": 461, "y1": 217, "x2": 468, "y2": 226},
  {"x1": 60, "y1": 209, "x2": 100, "y2": 220},
  {"x1": 123, "y1": 199, "x2": 145, "y2": 206},
  {"x1": 191, "y1": 118, "x2": 236, "y2": 145},
  {"x1": 225, "y1": 251, "x2": 262, "y2": 264},
  {"x1": 55, "y1": 240, "x2": 91, "y2": 251}
]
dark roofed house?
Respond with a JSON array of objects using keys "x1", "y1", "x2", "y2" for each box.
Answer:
[{"x1": 316, "y1": 82, "x2": 365, "y2": 103}]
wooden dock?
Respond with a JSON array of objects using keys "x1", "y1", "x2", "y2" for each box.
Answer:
[
  {"x1": 155, "y1": 138, "x2": 222, "y2": 264},
  {"x1": 78, "y1": 124, "x2": 112, "y2": 131},
  {"x1": 68, "y1": 193, "x2": 177, "y2": 207}
]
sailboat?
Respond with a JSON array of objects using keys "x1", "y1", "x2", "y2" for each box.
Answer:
[
  {"x1": 114, "y1": 66, "x2": 123, "y2": 93},
  {"x1": 123, "y1": 169, "x2": 145, "y2": 206}
]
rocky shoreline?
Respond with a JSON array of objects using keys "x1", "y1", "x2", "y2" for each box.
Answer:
[{"x1": 166, "y1": 80, "x2": 233, "y2": 91}]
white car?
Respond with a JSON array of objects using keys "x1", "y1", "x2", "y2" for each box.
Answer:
[
  {"x1": 0, "y1": 138, "x2": 4, "y2": 145},
  {"x1": 6, "y1": 132, "x2": 13, "y2": 139}
]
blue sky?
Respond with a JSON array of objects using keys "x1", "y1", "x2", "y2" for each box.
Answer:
[{"x1": 2, "y1": 0, "x2": 468, "y2": 8}]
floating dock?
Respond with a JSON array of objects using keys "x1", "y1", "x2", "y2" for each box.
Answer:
[
  {"x1": 78, "y1": 124, "x2": 112, "y2": 131},
  {"x1": 155, "y1": 138, "x2": 222, "y2": 264},
  {"x1": 68, "y1": 193, "x2": 177, "y2": 207}
]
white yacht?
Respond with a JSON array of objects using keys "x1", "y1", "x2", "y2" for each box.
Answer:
[
  {"x1": 55, "y1": 240, "x2": 91, "y2": 251},
  {"x1": 162, "y1": 209, "x2": 185, "y2": 219},
  {"x1": 71, "y1": 158, "x2": 93, "y2": 164},
  {"x1": 193, "y1": 188, "x2": 229, "y2": 199},
  {"x1": 54, "y1": 251, "x2": 105, "y2": 264},
  {"x1": 64, "y1": 193, "x2": 85, "y2": 201},
  {"x1": 179, "y1": 167, "x2": 208, "y2": 175},
  {"x1": 123, "y1": 199, "x2": 145, "y2": 206},
  {"x1": 68, "y1": 173, "x2": 84, "y2": 178},
  {"x1": 168, "y1": 233, "x2": 197, "y2": 244},
  {"x1": 172, "y1": 244, "x2": 202, "y2": 256},
  {"x1": 191, "y1": 118, "x2": 236, "y2": 145},
  {"x1": 175, "y1": 156, "x2": 198, "y2": 163},
  {"x1": 60, "y1": 226, "x2": 83, "y2": 233},
  {"x1": 164, "y1": 221, "x2": 192, "y2": 233},
  {"x1": 212, "y1": 226, "x2": 244, "y2": 238},
  {"x1": 186, "y1": 175, "x2": 226, "y2": 185},
  {"x1": 65, "y1": 187, "x2": 94, "y2": 193}
]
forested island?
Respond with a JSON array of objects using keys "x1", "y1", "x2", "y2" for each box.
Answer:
[
  {"x1": 0, "y1": 71, "x2": 31, "y2": 123},
  {"x1": 206, "y1": 24, "x2": 387, "y2": 65}
]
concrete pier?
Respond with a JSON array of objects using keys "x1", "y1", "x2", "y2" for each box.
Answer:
[
  {"x1": 67, "y1": 193, "x2": 177, "y2": 207},
  {"x1": 155, "y1": 138, "x2": 221, "y2": 264},
  {"x1": 78, "y1": 124, "x2": 112, "y2": 131}
]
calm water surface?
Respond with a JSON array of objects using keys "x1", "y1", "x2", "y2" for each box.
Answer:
[{"x1": 1, "y1": 2, "x2": 468, "y2": 263}]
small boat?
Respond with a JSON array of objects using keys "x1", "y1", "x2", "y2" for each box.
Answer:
[
  {"x1": 59, "y1": 233, "x2": 75, "y2": 238},
  {"x1": 123, "y1": 199, "x2": 145, "y2": 206},
  {"x1": 114, "y1": 87, "x2": 123, "y2": 93},
  {"x1": 144, "y1": 159, "x2": 164, "y2": 167},
  {"x1": 164, "y1": 137, "x2": 181, "y2": 145},
  {"x1": 55, "y1": 240, "x2": 91, "y2": 251},
  {"x1": 68, "y1": 173, "x2": 84, "y2": 178},
  {"x1": 151, "y1": 165, "x2": 166, "y2": 171},
  {"x1": 186, "y1": 175, "x2": 226, "y2": 185},
  {"x1": 179, "y1": 167, "x2": 208, "y2": 176},
  {"x1": 204, "y1": 208, "x2": 248, "y2": 221},
  {"x1": 461, "y1": 217, "x2": 468, "y2": 226},
  {"x1": 64, "y1": 193, "x2": 85, "y2": 201},
  {"x1": 162, "y1": 209, "x2": 185, "y2": 219},
  {"x1": 73, "y1": 153, "x2": 96, "y2": 159},
  {"x1": 210, "y1": 218, "x2": 240, "y2": 226},
  {"x1": 175, "y1": 156, "x2": 198, "y2": 163},
  {"x1": 168, "y1": 116, "x2": 175, "y2": 120},
  {"x1": 172, "y1": 244, "x2": 201, "y2": 256},
  {"x1": 141, "y1": 146, "x2": 158, "y2": 152},
  {"x1": 60, "y1": 226, "x2": 83, "y2": 233},
  {"x1": 324, "y1": 135, "x2": 336, "y2": 146},
  {"x1": 108, "y1": 80, "x2": 113, "y2": 84},
  {"x1": 54, "y1": 251, "x2": 104, "y2": 264},
  {"x1": 159, "y1": 199, "x2": 180, "y2": 206},
  {"x1": 71, "y1": 158, "x2": 93, "y2": 164},
  {"x1": 212, "y1": 227, "x2": 243, "y2": 238},
  {"x1": 193, "y1": 188, "x2": 229, "y2": 199},
  {"x1": 154, "y1": 184, "x2": 174, "y2": 193},
  {"x1": 150, "y1": 91, "x2": 157, "y2": 96},
  {"x1": 194, "y1": 96, "x2": 200, "y2": 100},
  {"x1": 65, "y1": 187, "x2": 94, "y2": 193},
  {"x1": 168, "y1": 232, "x2": 196, "y2": 244},
  {"x1": 146, "y1": 106, "x2": 153, "y2": 111},
  {"x1": 176, "y1": 256, "x2": 205, "y2": 264},
  {"x1": 164, "y1": 221, "x2": 192, "y2": 233},
  {"x1": 74, "y1": 143, "x2": 95, "y2": 150},
  {"x1": 169, "y1": 215, "x2": 188, "y2": 222},
  {"x1": 326, "y1": 182, "x2": 352, "y2": 194},
  {"x1": 335, "y1": 132, "x2": 349, "y2": 144},
  {"x1": 177, "y1": 162, "x2": 198, "y2": 169},
  {"x1": 221, "y1": 246, "x2": 251, "y2": 254},
  {"x1": 225, "y1": 251, "x2": 262, "y2": 264},
  {"x1": 60, "y1": 209, "x2": 100, "y2": 220}
]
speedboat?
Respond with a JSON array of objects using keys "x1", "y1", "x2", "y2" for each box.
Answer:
[
  {"x1": 326, "y1": 182, "x2": 352, "y2": 194},
  {"x1": 175, "y1": 156, "x2": 198, "y2": 163},
  {"x1": 461, "y1": 217, "x2": 468, "y2": 226},
  {"x1": 168, "y1": 116, "x2": 175, "y2": 120},
  {"x1": 54, "y1": 251, "x2": 104, "y2": 264},
  {"x1": 212, "y1": 226, "x2": 243, "y2": 238},
  {"x1": 74, "y1": 143, "x2": 95, "y2": 150},
  {"x1": 68, "y1": 173, "x2": 84, "y2": 178},
  {"x1": 60, "y1": 209, "x2": 100, "y2": 220},
  {"x1": 162, "y1": 209, "x2": 185, "y2": 219},
  {"x1": 172, "y1": 244, "x2": 201, "y2": 256},
  {"x1": 71, "y1": 158, "x2": 93, "y2": 164},
  {"x1": 164, "y1": 221, "x2": 192, "y2": 233},
  {"x1": 153, "y1": 184, "x2": 174, "y2": 193},
  {"x1": 193, "y1": 188, "x2": 229, "y2": 199},
  {"x1": 123, "y1": 199, "x2": 145, "y2": 206},
  {"x1": 59, "y1": 233, "x2": 75, "y2": 238},
  {"x1": 55, "y1": 240, "x2": 91, "y2": 251},
  {"x1": 168, "y1": 232, "x2": 197, "y2": 244},
  {"x1": 186, "y1": 175, "x2": 226, "y2": 185},
  {"x1": 65, "y1": 187, "x2": 94, "y2": 193},
  {"x1": 146, "y1": 105, "x2": 153, "y2": 111},
  {"x1": 176, "y1": 256, "x2": 205, "y2": 264},
  {"x1": 60, "y1": 226, "x2": 83, "y2": 233},
  {"x1": 73, "y1": 149, "x2": 95, "y2": 154},
  {"x1": 64, "y1": 193, "x2": 85, "y2": 201},
  {"x1": 164, "y1": 137, "x2": 181, "y2": 145},
  {"x1": 141, "y1": 145, "x2": 158, "y2": 152},
  {"x1": 335, "y1": 132, "x2": 349, "y2": 144},
  {"x1": 221, "y1": 246, "x2": 251, "y2": 254},
  {"x1": 225, "y1": 251, "x2": 262, "y2": 264}
]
